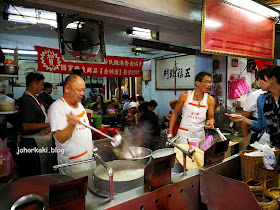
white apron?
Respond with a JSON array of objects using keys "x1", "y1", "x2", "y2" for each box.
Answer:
[
  {"x1": 21, "y1": 91, "x2": 53, "y2": 174},
  {"x1": 177, "y1": 90, "x2": 208, "y2": 144},
  {"x1": 57, "y1": 98, "x2": 94, "y2": 175}
]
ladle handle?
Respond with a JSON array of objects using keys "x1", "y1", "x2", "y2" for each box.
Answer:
[
  {"x1": 53, "y1": 158, "x2": 95, "y2": 170},
  {"x1": 80, "y1": 121, "x2": 116, "y2": 141},
  {"x1": 188, "y1": 144, "x2": 201, "y2": 167}
]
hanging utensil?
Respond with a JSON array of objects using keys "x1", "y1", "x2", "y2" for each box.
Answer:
[{"x1": 215, "y1": 128, "x2": 227, "y2": 141}]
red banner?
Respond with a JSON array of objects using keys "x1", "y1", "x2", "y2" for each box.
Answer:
[
  {"x1": 35, "y1": 46, "x2": 144, "y2": 77},
  {"x1": 201, "y1": 0, "x2": 275, "y2": 59}
]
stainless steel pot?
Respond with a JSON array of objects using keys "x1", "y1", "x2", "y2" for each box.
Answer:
[
  {"x1": 91, "y1": 160, "x2": 145, "y2": 197},
  {"x1": 117, "y1": 146, "x2": 152, "y2": 164},
  {"x1": 152, "y1": 148, "x2": 174, "y2": 159},
  {"x1": 152, "y1": 148, "x2": 183, "y2": 174},
  {"x1": 0, "y1": 65, "x2": 18, "y2": 75}
]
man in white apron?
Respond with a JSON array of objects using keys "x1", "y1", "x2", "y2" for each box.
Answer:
[
  {"x1": 168, "y1": 72, "x2": 215, "y2": 144},
  {"x1": 18, "y1": 72, "x2": 53, "y2": 177},
  {"x1": 48, "y1": 74, "x2": 95, "y2": 175}
]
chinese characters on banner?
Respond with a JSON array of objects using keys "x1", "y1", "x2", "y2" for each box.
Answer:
[
  {"x1": 201, "y1": 0, "x2": 275, "y2": 59},
  {"x1": 35, "y1": 46, "x2": 144, "y2": 77},
  {"x1": 156, "y1": 55, "x2": 195, "y2": 90}
]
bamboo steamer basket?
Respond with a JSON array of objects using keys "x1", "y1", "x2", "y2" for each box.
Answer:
[{"x1": 240, "y1": 148, "x2": 280, "y2": 181}]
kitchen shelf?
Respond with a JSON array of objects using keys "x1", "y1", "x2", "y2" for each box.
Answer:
[
  {"x1": 0, "y1": 110, "x2": 18, "y2": 115},
  {"x1": 0, "y1": 74, "x2": 18, "y2": 82}
]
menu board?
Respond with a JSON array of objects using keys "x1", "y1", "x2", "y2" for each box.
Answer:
[
  {"x1": 17, "y1": 62, "x2": 60, "y2": 84},
  {"x1": 201, "y1": 0, "x2": 275, "y2": 59}
]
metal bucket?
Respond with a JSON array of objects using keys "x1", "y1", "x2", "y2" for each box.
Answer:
[{"x1": 92, "y1": 160, "x2": 145, "y2": 197}]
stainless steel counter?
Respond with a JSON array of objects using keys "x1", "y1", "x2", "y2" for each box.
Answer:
[
  {"x1": 70, "y1": 166, "x2": 201, "y2": 210},
  {"x1": 69, "y1": 136, "x2": 202, "y2": 209},
  {"x1": 67, "y1": 136, "x2": 259, "y2": 210}
]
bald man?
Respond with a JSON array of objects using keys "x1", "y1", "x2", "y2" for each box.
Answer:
[{"x1": 48, "y1": 75, "x2": 94, "y2": 174}]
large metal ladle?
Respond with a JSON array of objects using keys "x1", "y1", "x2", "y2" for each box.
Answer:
[{"x1": 81, "y1": 121, "x2": 135, "y2": 157}]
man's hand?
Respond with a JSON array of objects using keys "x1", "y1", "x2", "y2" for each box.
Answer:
[
  {"x1": 66, "y1": 112, "x2": 80, "y2": 127},
  {"x1": 163, "y1": 114, "x2": 170, "y2": 120},
  {"x1": 205, "y1": 120, "x2": 214, "y2": 129}
]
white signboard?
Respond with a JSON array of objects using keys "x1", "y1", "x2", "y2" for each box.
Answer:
[
  {"x1": 17, "y1": 62, "x2": 60, "y2": 84},
  {"x1": 156, "y1": 55, "x2": 195, "y2": 89}
]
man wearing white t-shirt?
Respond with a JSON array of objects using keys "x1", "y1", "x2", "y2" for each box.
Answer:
[
  {"x1": 242, "y1": 89, "x2": 266, "y2": 138},
  {"x1": 48, "y1": 74, "x2": 94, "y2": 174}
]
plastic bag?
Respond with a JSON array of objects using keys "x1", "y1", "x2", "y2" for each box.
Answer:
[
  {"x1": 201, "y1": 135, "x2": 213, "y2": 151},
  {"x1": 0, "y1": 94, "x2": 15, "y2": 112},
  {"x1": 0, "y1": 138, "x2": 17, "y2": 180},
  {"x1": 263, "y1": 149, "x2": 276, "y2": 170}
]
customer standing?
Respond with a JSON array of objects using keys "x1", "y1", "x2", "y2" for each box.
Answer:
[
  {"x1": 241, "y1": 68, "x2": 268, "y2": 144},
  {"x1": 168, "y1": 72, "x2": 215, "y2": 144},
  {"x1": 227, "y1": 65, "x2": 280, "y2": 146},
  {"x1": 48, "y1": 74, "x2": 94, "y2": 174},
  {"x1": 18, "y1": 72, "x2": 53, "y2": 177},
  {"x1": 39, "y1": 82, "x2": 55, "y2": 108}
]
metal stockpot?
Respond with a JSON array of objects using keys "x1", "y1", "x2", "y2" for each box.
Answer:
[
  {"x1": 152, "y1": 148, "x2": 183, "y2": 174},
  {"x1": 0, "y1": 65, "x2": 18, "y2": 75},
  {"x1": 117, "y1": 146, "x2": 152, "y2": 164},
  {"x1": 91, "y1": 160, "x2": 145, "y2": 197}
]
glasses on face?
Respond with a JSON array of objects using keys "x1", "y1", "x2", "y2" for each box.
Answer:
[{"x1": 200, "y1": 81, "x2": 213, "y2": 85}]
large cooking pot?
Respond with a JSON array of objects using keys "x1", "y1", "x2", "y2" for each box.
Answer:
[
  {"x1": 89, "y1": 160, "x2": 145, "y2": 197},
  {"x1": 152, "y1": 148, "x2": 183, "y2": 174},
  {"x1": 152, "y1": 148, "x2": 174, "y2": 159},
  {"x1": 0, "y1": 65, "x2": 18, "y2": 75},
  {"x1": 117, "y1": 146, "x2": 152, "y2": 164}
]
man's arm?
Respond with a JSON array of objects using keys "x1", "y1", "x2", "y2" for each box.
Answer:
[
  {"x1": 168, "y1": 92, "x2": 187, "y2": 136},
  {"x1": 205, "y1": 96, "x2": 215, "y2": 129},
  {"x1": 22, "y1": 122, "x2": 50, "y2": 131},
  {"x1": 53, "y1": 113, "x2": 80, "y2": 144},
  {"x1": 241, "y1": 110, "x2": 252, "y2": 138}
]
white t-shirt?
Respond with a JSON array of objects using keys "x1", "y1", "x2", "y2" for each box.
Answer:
[
  {"x1": 243, "y1": 89, "x2": 266, "y2": 118},
  {"x1": 48, "y1": 98, "x2": 94, "y2": 174}
]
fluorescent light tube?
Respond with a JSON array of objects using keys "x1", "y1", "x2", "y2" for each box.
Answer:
[
  {"x1": 7, "y1": 14, "x2": 81, "y2": 29},
  {"x1": 2, "y1": 49, "x2": 38, "y2": 55},
  {"x1": 220, "y1": 0, "x2": 279, "y2": 18}
]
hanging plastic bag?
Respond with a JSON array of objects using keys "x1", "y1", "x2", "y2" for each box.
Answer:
[
  {"x1": 263, "y1": 149, "x2": 276, "y2": 170},
  {"x1": 201, "y1": 135, "x2": 213, "y2": 151},
  {"x1": 0, "y1": 138, "x2": 17, "y2": 180},
  {"x1": 0, "y1": 94, "x2": 15, "y2": 112}
]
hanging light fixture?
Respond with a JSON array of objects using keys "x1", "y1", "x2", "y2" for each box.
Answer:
[{"x1": 126, "y1": 27, "x2": 159, "y2": 40}]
